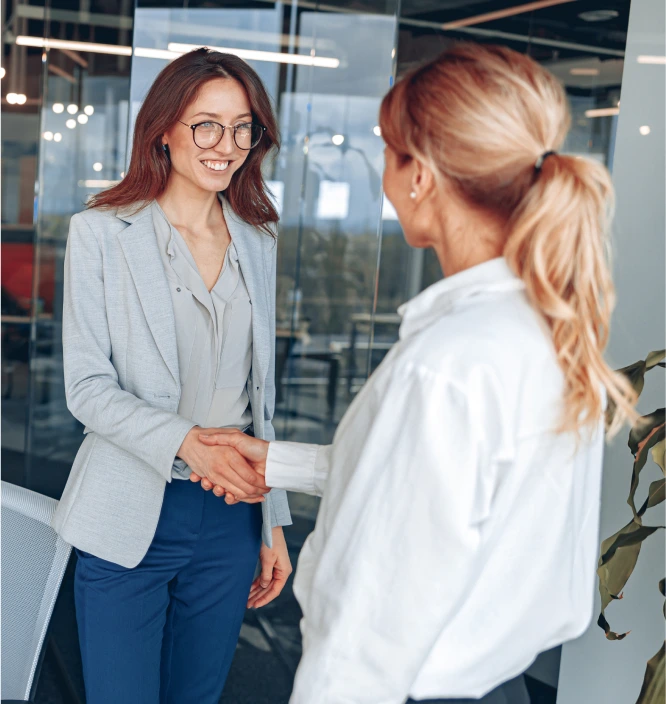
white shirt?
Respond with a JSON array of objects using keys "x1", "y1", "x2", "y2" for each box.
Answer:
[{"x1": 265, "y1": 258, "x2": 604, "y2": 704}]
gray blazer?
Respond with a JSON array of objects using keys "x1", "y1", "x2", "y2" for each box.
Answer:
[{"x1": 52, "y1": 197, "x2": 291, "y2": 568}]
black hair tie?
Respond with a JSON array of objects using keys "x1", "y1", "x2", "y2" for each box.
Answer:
[{"x1": 535, "y1": 150, "x2": 556, "y2": 172}]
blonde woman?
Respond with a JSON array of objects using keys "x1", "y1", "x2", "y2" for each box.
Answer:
[{"x1": 193, "y1": 43, "x2": 635, "y2": 703}]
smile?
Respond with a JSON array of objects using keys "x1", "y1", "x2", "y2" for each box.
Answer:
[{"x1": 201, "y1": 160, "x2": 230, "y2": 172}]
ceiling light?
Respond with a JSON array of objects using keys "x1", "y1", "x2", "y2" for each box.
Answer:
[
  {"x1": 16, "y1": 35, "x2": 132, "y2": 57},
  {"x1": 16, "y1": 94, "x2": 27, "y2": 104},
  {"x1": 84, "y1": 105, "x2": 94, "y2": 115},
  {"x1": 54, "y1": 132, "x2": 62, "y2": 142},
  {"x1": 637, "y1": 55, "x2": 666, "y2": 65},
  {"x1": 93, "y1": 162, "x2": 103, "y2": 172},
  {"x1": 373, "y1": 126, "x2": 382, "y2": 137},
  {"x1": 134, "y1": 47, "x2": 180, "y2": 60},
  {"x1": 53, "y1": 102, "x2": 64, "y2": 113},
  {"x1": 578, "y1": 9, "x2": 619, "y2": 21},
  {"x1": 0, "y1": 67, "x2": 5, "y2": 79},
  {"x1": 43, "y1": 131, "x2": 54, "y2": 140},
  {"x1": 332, "y1": 134, "x2": 345, "y2": 146},
  {"x1": 639, "y1": 125, "x2": 651, "y2": 136},
  {"x1": 78, "y1": 114, "x2": 88, "y2": 124},
  {"x1": 67, "y1": 103, "x2": 78, "y2": 114},
  {"x1": 444, "y1": 0, "x2": 576, "y2": 29},
  {"x1": 585, "y1": 107, "x2": 619, "y2": 118},
  {"x1": 78, "y1": 179, "x2": 120, "y2": 188},
  {"x1": 66, "y1": 119, "x2": 77, "y2": 129},
  {"x1": 168, "y1": 42, "x2": 340, "y2": 69},
  {"x1": 570, "y1": 67, "x2": 600, "y2": 76},
  {"x1": 6, "y1": 93, "x2": 18, "y2": 104}
]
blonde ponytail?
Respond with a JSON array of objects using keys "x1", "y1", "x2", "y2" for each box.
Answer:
[
  {"x1": 379, "y1": 42, "x2": 636, "y2": 437},
  {"x1": 504, "y1": 153, "x2": 636, "y2": 436}
]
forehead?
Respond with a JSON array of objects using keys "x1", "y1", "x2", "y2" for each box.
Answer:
[{"x1": 185, "y1": 77, "x2": 251, "y2": 119}]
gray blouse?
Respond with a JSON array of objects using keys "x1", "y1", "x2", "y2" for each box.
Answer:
[{"x1": 151, "y1": 201, "x2": 253, "y2": 480}]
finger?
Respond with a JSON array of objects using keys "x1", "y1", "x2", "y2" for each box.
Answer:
[
  {"x1": 198, "y1": 430, "x2": 243, "y2": 445},
  {"x1": 260, "y1": 558, "x2": 275, "y2": 589},
  {"x1": 228, "y1": 453, "x2": 270, "y2": 493},
  {"x1": 253, "y1": 582, "x2": 283, "y2": 609},
  {"x1": 189, "y1": 472, "x2": 202, "y2": 483},
  {"x1": 213, "y1": 485, "x2": 226, "y2": 497},
  {"x1": 248, "y1": 583, "x2": 273, "y2": 608},
  {"x1": 201, "y1": 477, "x2": 214, "y2": 491}
]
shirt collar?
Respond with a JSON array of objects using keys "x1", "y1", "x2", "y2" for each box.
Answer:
[{"x1": 398, "y1": 257, "x2": 526, "y2": 340}]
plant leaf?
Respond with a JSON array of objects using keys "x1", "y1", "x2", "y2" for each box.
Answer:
[
  {"x1": 597, "y1": 520, "x2": 664, "y2": 637},
  {"x1": 645, "y1": 350, "x2": 666, "y2": 370},
  {"x1": 637, "y1": 479, "x2": 666, "y2": 517},
  {"x1": 628, "y1": 411, "x2": 666, "y2": 519},
  {"x1": 635, "y1": 641, "x2": 665, "y2": 704},
  {"x1": 652, "y1": 439, "x2": 665, "y2": 475}
]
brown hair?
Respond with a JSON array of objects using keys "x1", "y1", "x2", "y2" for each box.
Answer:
[
  {"x1": 89, "y1": 48, "x2": 279, "y2": 235},
  {"x1": 379, "y1": 42, "x2": 636, "y2": 437}
]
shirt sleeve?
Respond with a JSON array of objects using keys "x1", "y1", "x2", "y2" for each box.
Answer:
[
  {"x1": 288, "y1": 363, "x2": 499, "y2": 704},
  {"x1": 266, "y1": 442, "x2": 332, "y2": 497}
]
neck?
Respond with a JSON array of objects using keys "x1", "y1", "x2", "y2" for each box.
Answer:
[
  {"x1": 157, "y1": 173, "x2": 222, "y2": 231},
  {"x1": 430, "y1": 207, "x2": 505, "y2": 278}
]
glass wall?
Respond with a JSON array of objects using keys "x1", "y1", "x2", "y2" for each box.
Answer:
[{"x1": 2, "y1": 0, "x2": 635, "y2": 700}]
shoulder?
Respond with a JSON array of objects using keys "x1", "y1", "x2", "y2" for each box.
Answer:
[
  {"x1": 70, "y1": 207, "x2": 126, "y2": 236},
  {"x1": 393, "y1": 291, "x2": 564, "y2": 420}
]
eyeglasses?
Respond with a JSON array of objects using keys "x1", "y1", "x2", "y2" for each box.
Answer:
[{"x1": 178, "y1": 120, "x2": 266, "y2": 151}]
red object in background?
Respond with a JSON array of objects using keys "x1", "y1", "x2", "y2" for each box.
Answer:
[{"x1": 1, "y1": 243, "x2": 56, "y2": 314}]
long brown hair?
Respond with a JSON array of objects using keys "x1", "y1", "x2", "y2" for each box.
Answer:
[
  {"x1": 90, "y1": 48, "x2": 280, "y2": 235},
  {"x1": 379, "y1": 42, "x2": 636, "y2": 437}
]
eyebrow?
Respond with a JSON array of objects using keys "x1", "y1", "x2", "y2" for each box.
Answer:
[{"x1": 190, "y1": 111, "x2": 252, "y2": 121}]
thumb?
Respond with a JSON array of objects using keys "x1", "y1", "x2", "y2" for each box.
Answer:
[
  {"x1": 260, "y1": 556, "x2": 275, "y2": 588},
  {"x1": 199, "y1": 432, "x2": 242, "y2": 447}
]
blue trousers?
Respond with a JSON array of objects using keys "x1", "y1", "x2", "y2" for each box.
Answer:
[{"x1": 74, "y1": 477, "x2": 262, "y2": 704}]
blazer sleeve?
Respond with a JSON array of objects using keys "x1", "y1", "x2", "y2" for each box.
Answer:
[
  {"x1": 263, "y1": 225, "x2": 292, "y2": 528},
  {"x1": 62, "y1": 213, "x2": 196, "y2": 482}
]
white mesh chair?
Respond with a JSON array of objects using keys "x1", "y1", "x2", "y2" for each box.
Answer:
[{"x1": 1, "y1": 481, "x2": 72, "y2": 702}]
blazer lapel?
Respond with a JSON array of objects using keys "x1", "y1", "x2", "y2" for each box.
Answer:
[
  {"x1": 222, "y1": 197, "x2": 270, "y2": 385},
  {"x1": 115, "y1": 205, "x2": 180, "y2": 386}
]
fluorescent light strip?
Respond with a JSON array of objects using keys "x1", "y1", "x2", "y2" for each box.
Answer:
[
  {"x1": 134, "y1": 47, "x2": 181, "y2": 60},
  {"x1": 637, "y1": 55, "x2": 666, "y2": 65},
  {"x1": 78, "y1": 179, "x2": 120, "y2": 188},
  {"x1": 168, "y1": 42, "x2": 339, "y2": 68},
  {"x1": 16, "y1": 36, "x2": 132, "y2": 56},
  {"x1": 585, "y1": 107, "x2": 619, "y2": 118},
  {"x1": 443, "y1": 0, "x2": 575, "y2": 30}
]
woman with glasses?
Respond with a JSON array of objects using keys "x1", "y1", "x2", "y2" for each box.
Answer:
[{"x1": 52, "y1": 48, "x2": 291, "y2": 704}]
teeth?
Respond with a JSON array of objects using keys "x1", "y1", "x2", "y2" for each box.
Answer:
[{"x1": 202, "y1": 160, "x2": 229, "y2": 172}]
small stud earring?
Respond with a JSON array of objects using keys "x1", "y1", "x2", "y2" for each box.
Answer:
[
  {"x1": 410, "y1": 191, "x2": 417, "y2": 200},
  {"x1": 162, "y1": 144, "x2": 168, "y2": 152}
]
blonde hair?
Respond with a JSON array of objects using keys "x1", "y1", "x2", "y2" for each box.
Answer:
[{"x1": 379, "y1": 42, "x2": 636, "y2": 437}]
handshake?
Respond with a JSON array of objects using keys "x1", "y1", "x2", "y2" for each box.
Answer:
[{"x1": 177, "y1": 427, "x2": 270, "y2": 505}]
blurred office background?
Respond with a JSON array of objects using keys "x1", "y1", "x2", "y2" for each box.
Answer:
[{"x1": 2, "y1": 0, "x2": 663, "y2": 701}]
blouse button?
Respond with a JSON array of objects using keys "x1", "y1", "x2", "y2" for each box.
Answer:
[{"x1": 176, "y1": 287, "x2": 181, "y2": 292}]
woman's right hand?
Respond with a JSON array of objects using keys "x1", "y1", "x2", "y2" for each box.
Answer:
[
  {"x1": 177, "y1": 427, "x2": 269, "y2": 501},
  {"x1": 192, "y1": 430, "x2": 269, "y2": 504}
]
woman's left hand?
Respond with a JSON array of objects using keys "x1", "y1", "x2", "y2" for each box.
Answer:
[{"x1": 248, "y1": 527, "x2": 292, "y2": 609}]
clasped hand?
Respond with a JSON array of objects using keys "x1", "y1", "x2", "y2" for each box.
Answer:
[{"x1": 177, "y1": 427, "x2": 270, "y2": 505}]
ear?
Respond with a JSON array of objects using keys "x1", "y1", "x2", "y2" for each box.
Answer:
[{"x1": 410, "y1": 159, "x2": 436, "y2": 202}]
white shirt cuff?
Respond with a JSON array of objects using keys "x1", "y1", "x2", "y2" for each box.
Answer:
[{"x1": 266, "y1": 441, "x2": 319, "y2": 495}]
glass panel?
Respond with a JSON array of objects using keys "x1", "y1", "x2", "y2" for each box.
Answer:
[
  {"x1": 20, "y1": 0, "x2": 135, "y2": 499},
  {"x1": 370, "y1": 0, "x2": 633, "y2": 379}
]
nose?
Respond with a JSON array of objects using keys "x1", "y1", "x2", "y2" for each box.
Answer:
[{"x1": 215, "y1": 127, "x2": 236, "y2": 155}]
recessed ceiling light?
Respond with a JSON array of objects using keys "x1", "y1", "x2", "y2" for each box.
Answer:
[
  {"x1": 578, "y1": 9, "x2": 619, "y2": 22},
  {"x1": 639, "y1": 126, "x2": 651, "y2": 136}
]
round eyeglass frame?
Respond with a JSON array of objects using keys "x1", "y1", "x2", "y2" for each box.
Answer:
[{"x1": 177, "y1": 119, "x2": 266, "y2": 151}]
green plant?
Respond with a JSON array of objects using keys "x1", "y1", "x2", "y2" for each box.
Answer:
[{"x1": 597, "y1": 350, "x2": 665, "y2": 704}]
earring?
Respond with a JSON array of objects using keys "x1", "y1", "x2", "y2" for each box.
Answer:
[
  {"x1": 162, "y1": 144, "x2": 168, "y2": 153},
  {"x1": 410, "y1": 191, "x2": 417, "y2": 200}
]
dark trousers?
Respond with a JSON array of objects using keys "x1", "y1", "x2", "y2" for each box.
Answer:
[
  {"x1": 407, "y1": 674, "x2": 531, "y2": 703},
  {"x1": 74, "y1": 477, "x2": 262, "y2": 704}
]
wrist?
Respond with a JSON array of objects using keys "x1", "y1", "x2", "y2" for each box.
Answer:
[{"x1": 177, "y1": 426, "x2": 201, "y2": 467}]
